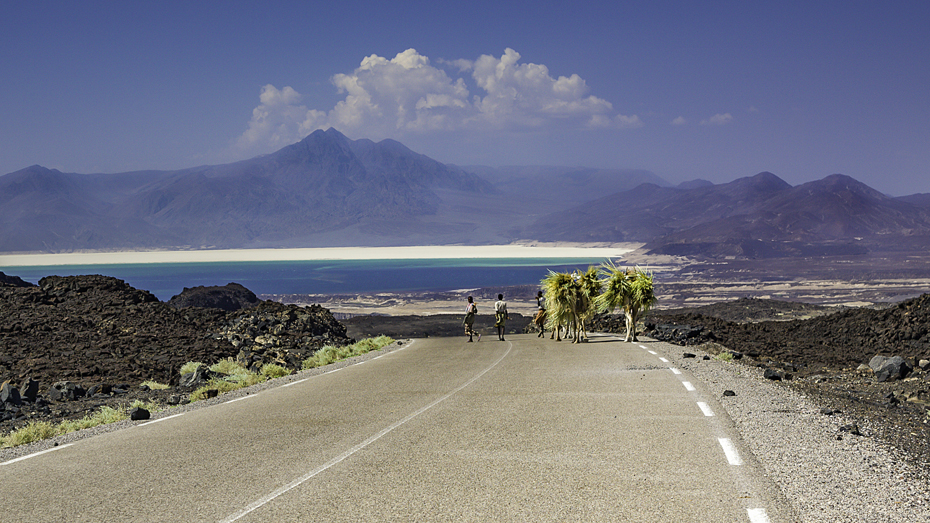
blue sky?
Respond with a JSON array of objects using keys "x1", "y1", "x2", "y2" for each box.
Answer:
[{"x1": 2, "y1": 1, "x2": 928, "y2": 195}]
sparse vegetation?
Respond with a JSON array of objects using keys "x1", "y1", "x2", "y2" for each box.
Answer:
[
  {"x1": 302, "y1": 335, "x2": 395, "y2": 369},
  {"x1": 140, "y1": 380, "x2": 170, "y2": 390},
  {"x1": 261, "y1": 363, "x2": 290, "y2": 379},
  {"x1": 179, "y1": 361, "x2": 203, "y2": 375},
  {"x1": 187, "y1": 359, "x2": 294, "y2": 402},
  {"x1": 1, "y1": 400, "x2": 161, "y2": 449}
]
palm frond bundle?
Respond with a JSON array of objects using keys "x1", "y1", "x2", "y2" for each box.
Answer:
[
  {"x1": 541, "y1": 270, "x2": 576, "y2": 329},
  {"x1": 629, "y1": 268, "x2": 657, "y2": 312},
  {"x1": 595, "y1": 261, "x2": 631, "y2": 313}
]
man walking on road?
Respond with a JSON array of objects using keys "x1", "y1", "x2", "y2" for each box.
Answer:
[{"x1": 494, "y1": 293, "x2": 508, "y2": 341}]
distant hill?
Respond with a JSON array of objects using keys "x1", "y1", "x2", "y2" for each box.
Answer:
[
  {"x1": 0, "y1": 130, "x2": 672, "y2": 253},
  {"x1": 0, "y1": 129, "x2": 497, "y2": 252},
  {"x1": 5, "y1": 130, "x2": 930, "y2": 258},
  {"x1": 898, "y1": 193, "x2": 930, "y2": 209},
  {"x1": 524, "y1": 172, "x2": 930, "y2": 258}
]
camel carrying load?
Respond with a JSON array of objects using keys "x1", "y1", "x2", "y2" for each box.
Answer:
[{"x1": 540, "y1": 262, "x2": 656, "y2": 343}]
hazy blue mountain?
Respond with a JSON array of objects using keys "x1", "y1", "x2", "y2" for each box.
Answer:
[
  {"x1": 524, "y1": 172, "x2": 930, "y2": 257},
  {"x1": 0, "y1": 129, "x2": 499, "y2": 252},
  {"x1": 898, "y1": 193, "x2": 930, "y2": 209},
  {"x1": 5, "y1": 129, "x2": 929, "y2": 258}
]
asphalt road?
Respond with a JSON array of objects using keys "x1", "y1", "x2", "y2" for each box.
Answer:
[{"x1": 1, "y1": 334, "x2": 796, "y2": 522}]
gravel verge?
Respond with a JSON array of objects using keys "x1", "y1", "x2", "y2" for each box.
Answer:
[{"x1": 651, "y1": 338, "x2": 930, "y2": 522}]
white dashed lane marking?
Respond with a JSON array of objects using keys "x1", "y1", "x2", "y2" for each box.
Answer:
[
  {"x1": 645, "y1": 344, "x2": 773, "y2": 522},
  {"x1": 747, "y1": 508, "x2": 772, "y2": 523},
  {"x1": 696, "y1": 402, "x2": 715, "y2": 417},
  {"x1": 718, "y1": 438, "x2": 743, "y2": 465}
]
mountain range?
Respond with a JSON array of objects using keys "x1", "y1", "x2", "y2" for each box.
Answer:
[{"x1": 2, "y1": 128, "x2": 929, "y2": 258}]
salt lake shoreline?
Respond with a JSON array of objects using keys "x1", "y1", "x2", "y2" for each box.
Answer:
[{"x1": 0, "y1": 242, "x2": 641, "y2": 267}]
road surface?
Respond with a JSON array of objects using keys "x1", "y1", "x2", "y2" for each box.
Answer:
[{"x1": 1, "y1": 334, "x2": 796, "y2": 522}]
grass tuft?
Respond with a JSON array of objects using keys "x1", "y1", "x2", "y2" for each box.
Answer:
[
  {"x1": 140, "y1": 380, "x2": 170, "y2": 390},
  {"x1": 0, "y1": 421, "x2": 58, "y2": 447},
  {"x1": 261, "y1": 363, "x2": 290, "y2": 379},
  {"x1": 302, "y1": 336, "x2": 395, "y2": 369},
  {"x1": 179, "y1": 361, "x2": 203, "y2": 375},
  {"x1": 1, "y1": 402, "x2": 163, "y2": 449}
]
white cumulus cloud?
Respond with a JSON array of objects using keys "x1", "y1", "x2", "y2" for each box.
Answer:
[
  {"x1": 671, "y1": 116, "x2": 687, "y2": 126},
  {"x1": 700, "y1": 113, "x2": 733, "y2": 126},
  {"x1": 233, "y1": 48, "x2": 639, "y2": 157}
]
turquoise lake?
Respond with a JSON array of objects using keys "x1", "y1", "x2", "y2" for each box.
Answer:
[{"x1": 1, "y1": 257, "x2": 610, "y2": 301}]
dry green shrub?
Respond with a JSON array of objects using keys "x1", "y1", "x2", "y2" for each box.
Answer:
[
  {"x1": 302, "y1": 336, "x2": 395, "y2": 369},
  {"x1": 179, "y1": 361, "x2": 204, "y2": 375},
  {"x1": 261, "y1": 363, "x2": 290, "y2": 379},
  {"x1": 140, "y1": 380, "x2": 170, "y2": 390}
]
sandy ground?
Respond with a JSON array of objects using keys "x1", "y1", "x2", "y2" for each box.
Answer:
[{"x1": 0, "y1": 242, "x2": 639, "y2": 266}]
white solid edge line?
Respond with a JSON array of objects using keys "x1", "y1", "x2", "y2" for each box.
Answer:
[
  {"x1": 697, "y1": 402, "x2": 715, "y2": 417},
  {"x1": 670, "y1": 367, "x2": 682, "y2": 375},
  {"x1": 682, "y1": 381, "x2": 696, "y2": 391},
  {"x1": 226, "y1": 395, "x2": 256, "y2": 404},
  {"x1": 1, "y1": 443, "x2": 74, "y2": 466},
  {"x1": 278, "y1": 342, "x2": 412, "y2": 389},
  {"x1": 747, "y1": 508, "x2": 772, "y2": 523},
  {"x1": 140, "y1": 412, "x2": 185, "y2": 426},
  {"x1": 221, "y1": 341, "x2": 512, "y2": 522},
  {"x1": 718, "y1": 437, "x2": 743, "y2": 465}
]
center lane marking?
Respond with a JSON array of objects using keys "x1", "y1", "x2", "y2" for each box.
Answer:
[{"x1": 221, "y1": 342, "x2": 514, "y2": 522}]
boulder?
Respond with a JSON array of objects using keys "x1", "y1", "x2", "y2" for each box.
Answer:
[
  {"x1": 86, "y1": 383, "x2": 113, "y2": 397},
  {"x1": 129, "y1": 407, "x2": 150, "y2": 421},
  {"x1": 48, "y1": 381, "x2": 86, "y2": 402},
  {"x1": 20, "y1": 377, "x2": 39, "y2": 403},
  {"x1": 178, "y1": 366, "x2": 212, "y2": 388},
  {"x1": 1, "y1": 380, "x2": 22, "y2": 406},
  {"x1": 763, "y1": 368, "x2": 784, "y2": 381},
  {"x1": 869, "y1": 355, "x2": 912, "y2": 383}
]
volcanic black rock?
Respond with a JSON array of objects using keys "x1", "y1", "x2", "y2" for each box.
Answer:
[{"x1": 168, "y1": 283, "x2": 261, "y2": 311}]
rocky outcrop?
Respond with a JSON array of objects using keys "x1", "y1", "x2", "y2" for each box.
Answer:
[
  {"x1": 0, "y1": 272, "x2": 34, "y2": 288},
  {"x1": 219, "y1": 301, "x2": 350, "y2": 370},
  {"x1": 0, "y1": 275, "x2": 355, "y2": 435},
  {"x1": 167, "y1": 283, "x2": 261, "y2": 311},
  {"x1": 0, "y1": 275, "x2": 352, "y2": 392},
  {"x1": 631, "y1": 293, "x2": 930, "y2": 374}
]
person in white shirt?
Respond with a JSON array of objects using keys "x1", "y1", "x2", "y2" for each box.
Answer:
[{"x1": 494, "y1": 293, "x2": 508, "y2": 341}]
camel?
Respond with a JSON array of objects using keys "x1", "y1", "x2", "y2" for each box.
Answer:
[
  {"x1": 595, "y1": 263, "x2": 657, "y2": 342},
  {"x1": 541, "y1": 267, "x2": 600, "y2": 343}
]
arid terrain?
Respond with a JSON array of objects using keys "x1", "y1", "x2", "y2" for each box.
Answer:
[{"x1": 3, "y1": 252, "x2": 930, "y2": 474}]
